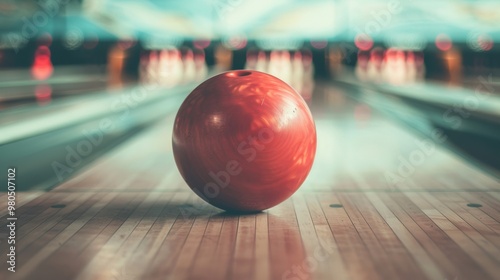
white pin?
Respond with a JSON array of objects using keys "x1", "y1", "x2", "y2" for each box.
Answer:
[
  {"x1": 280, "y1": 50, "x2": 292, "y2": 85},
  {"x1": 414, "y1": 51, "x2": 425, "y2": 81},
  {"x1": 255, "y1": 51, "x2": 267, "y2": 73},
  {"x1": 148, "y1": 50, "x2": 159, "y2": 85},
  {"x1": 245, "y1": 49, "x2": 257, "y2": 70},
  {"x1": 355, "y1": 51, "x2": 369, "y2": 82},
  {"x1": 139, "y1": 52, "x2": 149, "y2": 84},
  {"x1": 291, "y1": 51, "x2": 304, "y2": 93},
  {"x1": 368, "y1": 48, "x2": 384, "y2": 83},
  {"x1": 158, "y1": 49, "x2": 171, "y2": 86},
  {"x1": 394, "y1": 50, "x2": 406, "y2": 84},
  {"x1": 183, "y1": 48, "x2": 196, "y2": 83},
  {"x1": 193, "y1": 48, "x2": 207, "y2": 81},
  {"x1": 170, "y1": 48, "x2": 183, "y2": 87},
  {"x1": 406, "y1": 51, "x2": 416, "y2": 84},
  {"x1": 301, "y1": 49, "x2": 314, "y2": 100},
  {"x1": 267, "y1": 50, "x2": 280, "y2": 78}
]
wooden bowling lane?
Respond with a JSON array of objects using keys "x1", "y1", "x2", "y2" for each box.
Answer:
[{"x1": 1, "y1": 83, "x2": 500, "y2": 280}]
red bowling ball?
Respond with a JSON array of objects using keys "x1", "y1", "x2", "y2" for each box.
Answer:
[{"x1": 172, "y1": 70, "x2": 316, "y2": 212}]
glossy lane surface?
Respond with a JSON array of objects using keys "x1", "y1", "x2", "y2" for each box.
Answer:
[{"x1": 0, "y1": 82, "x2": 499, "y2": 280}]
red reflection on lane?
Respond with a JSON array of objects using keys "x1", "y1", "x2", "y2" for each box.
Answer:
[
  {"x1": 35, "y1": 84, "x2": 52, "y2": 105},
  {"x1": 354, "y1": 104, "x2": 371, "y2": 124}
]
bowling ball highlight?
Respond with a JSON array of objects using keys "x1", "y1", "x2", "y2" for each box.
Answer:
[{"x1": 172, "y1": 70, "x2": 316, "y2": 212}]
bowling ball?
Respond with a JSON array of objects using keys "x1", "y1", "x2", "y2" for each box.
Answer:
[{"x1": 172, "y1": 70, "x2": 316, "y2": 212}]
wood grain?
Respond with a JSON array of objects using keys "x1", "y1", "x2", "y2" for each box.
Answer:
[{"x1": 1, "y1": 84, "x2": 499, "y2": 280}]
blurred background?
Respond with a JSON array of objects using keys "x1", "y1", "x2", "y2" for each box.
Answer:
[{"x1": 0, "y1": 0, "x2": 499, "y2": 188}]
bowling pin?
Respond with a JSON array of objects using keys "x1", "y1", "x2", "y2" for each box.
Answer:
[
  {"x1": 382, "y1": 48, "x2": 397, "y2": 84},
  {"x1": 414, "y1": 51, "x2": 425, "y2": 81},
  {"x1": 280, "y1": 51, "x2": 292, "y2": 85},
  {"x1": 405, "y1": 51, "x2": 417, "y2": 84},
  {"x1": 367, "y1": 48, "x2": 384, "y2": 83},
  {"x1": 267, "y1": 50, "x2": 281, "y2": 77},
  {"x1": 193, "y1": 48, "x2": 207, "y2": 81},
  {"x1": 291, "y1": 51, "x2": 304, "y2": 93},
  {"x1": 245, "y1": 49, "x2": 258, "y2": 70},
  {"x1": 193, "y1": 49, "x2": 208, "y2": 81},
  {"x1": 255, "y1": 51, "x2": 267, "y2": 73},
  {"x1": 169, "y1": 48, "x2": 183, "y2": 86},
  {"x1": 267, "y1": 50, "x2": 291, "y2": 84},
  {"x1": 183, "y1": 48, "x2": 196, "y2": 83},
  {"x1": 394, "y1": 50, "x2": 407, "y2": 84},
  {"x1": 139, "y1": 52, "x2": 149, "y2": 84},
  {"x1": 158, "y1": 49, "x2": 171, "y2": 86},
  {"x1": 148, "y1": 50, "x2": 159, "y2": 85},
  {"x1": 355, "y1": 51, "x2": 369, "y2": 82},
  {"x1": 301, "y1": 49, "x2": 314, "y2": 100}
]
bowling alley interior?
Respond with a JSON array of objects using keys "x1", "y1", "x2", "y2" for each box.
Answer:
[{"x1": 1, "y1": 1, "x2": 500, "y2": 280}]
